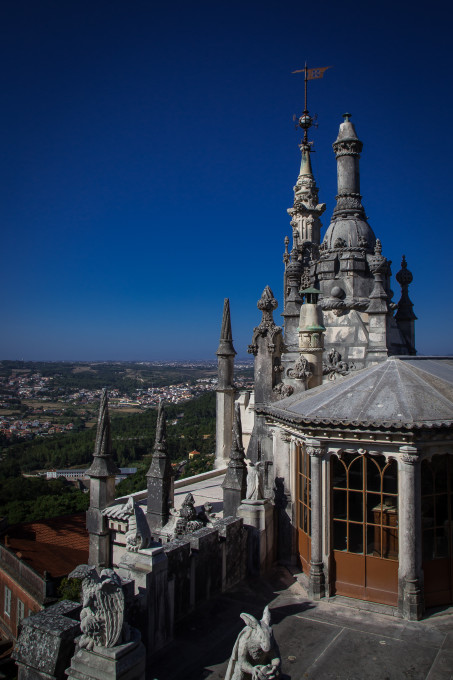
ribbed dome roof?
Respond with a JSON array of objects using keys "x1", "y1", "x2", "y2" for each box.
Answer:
[{"x1": 322, "y1": 216, "x2": 376, "y2": 250}]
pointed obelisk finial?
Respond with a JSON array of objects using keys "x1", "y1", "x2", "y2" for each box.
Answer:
[
  {"x1": 395, "y1": 255, "x2": 417, "y2": 355},
  {"x1": 94, "y1": 388, "x2": 112, "y2": 458},
  {"x1": 217, "y1": 298, "x2": 236, "y2": 356},
  {"x1": 146, "y1": 402, "x2": 174, "y2": 533},
  {"x1": 86, "y1": 389, "x2": 119, "y2": 567},
  {"x1": 215, "y1": 298, "x2": 236, "y2": 469},
  {"x1": 152, "y1": 401, "x2": 167, "y2": 457},
  {"x1": 87, "y1": 389, "x2": 119, "y2": 476},
  {"x1": 222, "y1": 403, "x2": 247, "y2": 517}
]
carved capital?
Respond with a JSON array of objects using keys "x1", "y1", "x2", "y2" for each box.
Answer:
[
  {"x1": 399, "y1": 445, "x2": 419, "y2": 465},
  {"x1": 306, "y1": 446, "x2": 325, "y2": 458}
]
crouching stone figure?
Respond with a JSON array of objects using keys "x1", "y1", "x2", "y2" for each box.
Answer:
[
  {"x1": 225, "y1": 605, "x2": 281, "y2": 679},
  {"x1": 79, "y1": 567, "x2": 130, "y2": 650}
]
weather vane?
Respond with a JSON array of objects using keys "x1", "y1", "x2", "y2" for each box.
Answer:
[{"x1": 292, "y1": 63, "x2": 331, "y2": 145}]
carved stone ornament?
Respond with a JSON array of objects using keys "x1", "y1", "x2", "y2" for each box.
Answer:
[
  {"x1": 123, "y1": 497, "x2": 151, "y2": 552},
  {"x1": 225, "y1": 605, "x2": 282, "y2": 680},
  {"x1": 333, "y1": 237, "x2": 347, "y2": 249},
  {"x1": 333, "y1": 139, "x2": 363, "y2": 158},
  {"x1": 400, "y1": 453, "x2": 419, "y2": 465},
  {"x1": 79, "y1": 568, "x2": 130, "y2": 651},
  {"x1": 245, "y1": 459, "x2": 265, "y2": 501},
  {"x1": 305, "y1": 445, "x2": 326, "y2": 458},
  {"x1": 287, "y1": 355, "x2": 313, "y2": 383},
  {"x1": 102, "y1": 496, "x2": 151, "y2": 552},
  {"x1": 248, "y1": 286, "x2": 282, "y2": 356},
  {"x1": 273, "y1": 383, "x2": 294, "y2": 399},
  {"x1": 322, "y1": 348, "x2": 355, "y2": 380},
  {"x1": 163, "y1": 493, "x2": 217, "y2": 539}
]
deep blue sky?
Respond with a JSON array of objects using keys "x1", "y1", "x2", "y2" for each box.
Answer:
[{"x1": 1, "y1": 0, "x2": 452, "y2": 360}]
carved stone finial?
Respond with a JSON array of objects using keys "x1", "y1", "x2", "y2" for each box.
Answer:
[
  {"x1": 395, "y1": 254, "x2": 417, "y2": 329},
  {"x1": 79, "y1": 568, "x2": 130, "y2": 651},
  {"x1": 283, "y1": 235, "x2": 290, "y2": 264},
  {"x1": 396, "y1": 255, "x2": 413, "y2": 287},
  {"x1": 146, "y1": 401, "x2": 173, "y2": 530},
  {"x1": 248, "y1": 287, "x2": 282, "y2": 356},
  {"x1": 94, "y1": 389, "x2": 112, "y2": 458},
  {"x1": 86, "y1": 390, "x2": 119, "y2": 477},
  {"x1": 257, "y1": 286, "x2": 278, "y2": 316},
  {"x1": 225, "y1": 605, "x2": 281, "y2": 680},
  {"x1": 217, "y1": 298, "x2": 236, "y2": 356},
  {"x1": 374, "y1": 238, "x2": 382, "y2": 256},
  {"x1": 153, "y1": 401, "x2": 167, "y2": 457}
]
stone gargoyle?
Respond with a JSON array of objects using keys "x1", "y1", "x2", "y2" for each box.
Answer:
[
  {"x1": 225, "y1": 605, "x2": 281, "y2": 680},
  {"x1": 79, "y1": 567, "x2": 130, "y2": 651}
]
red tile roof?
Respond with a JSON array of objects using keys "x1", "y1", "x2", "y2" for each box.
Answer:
[{"x1": 3, "y1": 513, "x2": 88, "y2": 578}]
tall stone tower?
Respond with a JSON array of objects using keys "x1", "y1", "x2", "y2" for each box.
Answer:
[
  {"x1": 86, "y1": 389, "x2": 119, "y2": 567},
  {"x1": 215, "y1": 298, "x2": 236, "y2": 469}
]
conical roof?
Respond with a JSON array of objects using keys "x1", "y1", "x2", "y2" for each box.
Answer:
[{"x1": 261, "y1": 357, "x2": 453, "y2": 430}]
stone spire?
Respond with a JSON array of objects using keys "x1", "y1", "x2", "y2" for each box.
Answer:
[
  {"x1": 86, "y1": 390, "x2": 120, "y2": 567},
  {"x1": 322, "y1": 113, "x2": 376, "y2": 250},
  {"x1": 222, "y1": 403, "x2": 247, "y2": 518},
  {"x1": 217, "y1": 298, "x2": 236, "y2": 357},
  {"x1": 283, "y1": 131, "x2": 326, "y2": 377},
  {"x1": 395, "y1": 256, "x2": 417, "y2": 354},
  {"x1": 215, "y1": 299, "x2": 236, "y2": 469},
  {"x1": 87, "y1": 390, "x2": 119, "y2": 477},
  {"x1": 146, "y1": 402, "x2": 174, "y2": 533}
]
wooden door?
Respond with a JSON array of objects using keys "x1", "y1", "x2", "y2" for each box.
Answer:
[
  {"x1": 422, "y1": 455, "x2": 453, "y2": 607},
  {"x1": 331, "y1": 453, "x2": 399, "y2": 606},
  {"x1": 297, "y1": 445, "x2": 311, "y2": 575}
]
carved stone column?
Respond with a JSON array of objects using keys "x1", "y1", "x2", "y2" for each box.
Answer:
[
  {"x1": 305, "y1": 438, "x2": 325, "y2": 600},
  {"x1": 398, "y1": 445, "x2": 423, "y2": 620}
]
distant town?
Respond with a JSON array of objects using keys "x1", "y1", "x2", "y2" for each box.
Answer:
[{"x1": 0, "y1": 360, "x2": 253, "y2": 443}]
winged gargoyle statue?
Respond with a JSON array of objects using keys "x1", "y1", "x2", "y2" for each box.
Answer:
[{"x1": 79, "y1": 567, "x2": 130, "y2": 651}]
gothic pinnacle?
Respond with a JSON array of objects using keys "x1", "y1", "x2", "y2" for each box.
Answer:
[
  {"x1": 86, "y1": 389, "x2": 119, "y2": 477},
  {"x1": 216, "y1": 298, "x2": 236, "y2": 356},
  {"x1": 94, "y1": 388, "x2": 111, "y2": 458},
  {"x1": 152, "y1": 401, "x2": 168, "y2": 458}
]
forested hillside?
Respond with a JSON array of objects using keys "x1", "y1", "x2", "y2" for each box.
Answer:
[{"x1": 0, "y1": 392, "x2": 216, "y2": 524}]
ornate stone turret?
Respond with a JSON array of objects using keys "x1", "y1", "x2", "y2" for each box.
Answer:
[
  {"x1": 146, "y1": 402, "x2": 174, "y2": 534},
  {"x1": 86, "y1": 389, "x2": 120, "y2": 567},
  {"x1": 248, "y1": 286, "x2": 284, "y2": 403},
  {"x1": 395, "y1": 256, "x2": 417, "y2": 354},
  {"x1": 222, "y1": 403, "x2": 247, "y2": 518},
  {"x1": 283, "y1": 141, "x2": 326, "y2": 366},
  {"x1": 215, "y1": 298, "x2": 236, "y2": 469},
  {"x1": 310, "y1": 114, "x2": 411, "y2": 370}
]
